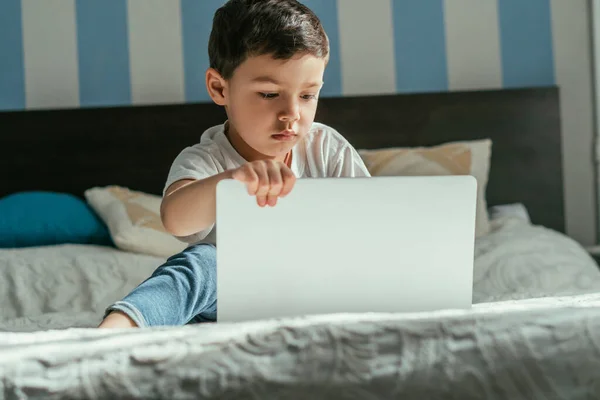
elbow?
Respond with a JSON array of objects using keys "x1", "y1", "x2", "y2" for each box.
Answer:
[
  {"x1": 160, "y1": 200, "x2": 182, "y2": 237},
  {"x1": 160, "y1": 199, "x2": 208, "y2": 237}
]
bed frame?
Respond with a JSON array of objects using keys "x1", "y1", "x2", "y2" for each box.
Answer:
[{"x1": 0, "y1": 86, "x2": 564, "y2": 232}]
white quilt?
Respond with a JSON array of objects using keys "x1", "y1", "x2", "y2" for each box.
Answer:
[
  {"x1": 472, "y1": 217, "x2": 600, "y2": 301},
  {"x1": 0, "y1": 244, "x2": 164, "y2": 324},
  {"x1": 1, "y1": 217, "x2": 600, "y2": 399},
  {"x1": 2, "y1": 294, "x2": 600, "y2": 399},
  {"x1": 1, "y1": 216, "x2": 598, "y2": 328}
]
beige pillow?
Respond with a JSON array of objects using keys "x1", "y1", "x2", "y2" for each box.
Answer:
[
  {"x1": 85, "y1": 186, "x2": 186, "y2": 257},
  {"x1": 358, "y1": 139, "x2": 492, "y2": 237}
]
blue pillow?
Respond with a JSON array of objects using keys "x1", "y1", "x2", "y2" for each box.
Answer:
[{"x1": 0, "y1": 191, "x2": 113, "y2": 248}]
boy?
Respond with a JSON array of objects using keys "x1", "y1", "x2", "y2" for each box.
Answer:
[{"x1": 99, "y1": 0, "x2": 370, "y2": 328}]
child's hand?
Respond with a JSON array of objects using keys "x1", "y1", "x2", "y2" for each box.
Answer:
[{"x1": 231, "y1": 160, "x2": 296, "y2": 207}]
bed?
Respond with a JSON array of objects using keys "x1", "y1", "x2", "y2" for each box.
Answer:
[{"x1": 2, "y1": 86, "x2": 600, "y2": 399}]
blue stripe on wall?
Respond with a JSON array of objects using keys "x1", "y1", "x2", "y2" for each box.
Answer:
[
  {"x1": 392, "y1": 0, "x2": 448, "y2": 93},
  {"x1": 498, "y1": 0, "x2": 555, "y2": 88},
  {"x1": 75, "y1": 1, "x2": 131, "y2": 107},
  {"x1": 181, "y1": 0, "x2": 225, "y2": 103},
  {"x1": 0, "y1": 0, "x2": 25, "y2": 110},
  {"x1": 300, "y1": 0, "x2": 342, "y2": 97}
]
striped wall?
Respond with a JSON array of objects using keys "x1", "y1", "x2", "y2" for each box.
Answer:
[
  {"x1": 0, "y1": 0, "x2": 559, "y2": 108},
  {"x1": 0, "y1": 0, "x2": 596, "y2": 246}
]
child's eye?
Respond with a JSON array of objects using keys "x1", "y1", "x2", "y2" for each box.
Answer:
[
  {"x1": 259, "y1": 93, "x2": 278, "y2": 99},
  {"x1": 301, "y1": 94, "x2": 317, "y2": 101}
]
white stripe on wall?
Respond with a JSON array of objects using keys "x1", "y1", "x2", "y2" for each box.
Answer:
[
  {"x1": 21, "y1": 0, "x2": 79, "y2": 109},
  {"x1": 127, "y1": 0, "x2": 185, "y2": 105},
  {"x1": 550, "y1": 0, "x2": 596, "y2": 245},
  {"x1": 337, "y1": 0, "x2": 396, "y2": 96},
  {"x1": 443, "y1": 0, "x2": 502, "y2": 91}
]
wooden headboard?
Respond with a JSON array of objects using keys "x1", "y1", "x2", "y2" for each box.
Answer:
[{"x1": 0, "y1": 86, "x2": 564, "y2": 232}]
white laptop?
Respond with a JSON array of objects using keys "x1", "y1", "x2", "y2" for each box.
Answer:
[{"x1": 216, "y1": 175, "x2": 477, "y2": 323}]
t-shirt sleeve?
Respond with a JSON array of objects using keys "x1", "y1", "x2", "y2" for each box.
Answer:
[
  {"x1": 321, "y1": 126, "x2": 371, "y2": 178},
  {"x1": 163, "y1": 144, "x2": 221, "y2": 244},
  {"x1": 330, "y1": 145, "x2": 372, "y2": 178},
  {"x1": 163, "y1": 144, "x2": 220, "y2": 196}
]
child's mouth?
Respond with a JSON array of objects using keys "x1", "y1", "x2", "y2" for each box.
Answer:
[{"x1": 271, "y1": 131, "x2": 296, "y2": 141}]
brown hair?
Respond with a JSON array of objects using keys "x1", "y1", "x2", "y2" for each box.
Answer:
[{"x1": 208, "y1": 0, "x2": 329, "y2": 79}]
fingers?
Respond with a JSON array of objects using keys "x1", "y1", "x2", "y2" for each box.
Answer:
[
  {"x1": 279, "y1": 167, "x2": 296, "y2": 198},
  {"x1": 231, "y1": 165, "x2": 259, "y2": 195},
  {"x1": 266, "y1": 162, "x2": 283, "y2": 207},
  {"x1": 231, "y1": 160, "x2": 296, "y2": 207},
  {"x1": 255, "y1": 162, "x2": 270, "y2": 207}
]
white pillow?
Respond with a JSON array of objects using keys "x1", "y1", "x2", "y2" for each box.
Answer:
[
  {"x1": 489, "y1": 203, "x2": 531, "y2": 223},
  {"x1": 85, "y1": 186, "x2": 186, "y2": 257}
]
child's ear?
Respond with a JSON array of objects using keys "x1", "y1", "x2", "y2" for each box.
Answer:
[{"x1": 206, "y1": 68, "x2": 227, "y2": 106}]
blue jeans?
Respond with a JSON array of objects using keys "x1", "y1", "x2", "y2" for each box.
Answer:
[{"x1": 105, "y1": 244, "x2": 217, "y2": 327}]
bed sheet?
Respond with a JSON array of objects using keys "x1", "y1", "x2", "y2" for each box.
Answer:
[
  {"x1": 472, "y1": 216, "x2": 600, "y2": 302},
  {"x1": 0, "y1": 244, "x2": 164, "y2": 321},
  {"x1": 1, "y1": 216, "x2": 599, "y2": 330}
]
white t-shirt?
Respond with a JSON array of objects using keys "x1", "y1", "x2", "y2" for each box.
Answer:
[{"x1": 164, "y1": 122, "x2": 371, "y2": 245}]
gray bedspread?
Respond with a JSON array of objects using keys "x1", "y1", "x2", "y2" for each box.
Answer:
[
  {"x1": 2, "y1": 294, "x2": 600, "y2": 399},
  {"x1": 2, "y1": 217, "x2": 600, "y2": 399}
]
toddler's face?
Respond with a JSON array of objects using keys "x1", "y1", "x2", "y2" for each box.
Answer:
[{"x1": 223, "y1": 53, "x2": 325, "y2": 160}]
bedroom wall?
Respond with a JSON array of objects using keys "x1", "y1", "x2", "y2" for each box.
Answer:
[{"x1": 0, "y1": 0, "x2": 596, "y2": 246}]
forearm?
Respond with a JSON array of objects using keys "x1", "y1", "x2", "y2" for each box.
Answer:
[{"x1": 160, "y1": 170, "x2": 233, "y2": 237}]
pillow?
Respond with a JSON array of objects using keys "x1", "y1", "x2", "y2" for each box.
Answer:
[
  {"x1": 489, "y1": 203, "x2": 530, "y2": 223},
  {"x1": 358, "y1": 139, "x2": 492, "y2": 237},
  {"x1": 0, "y1": 191, "x2": 113, "y2": 248},
  {"x1": 85, "y1": 186, "x2": 187, "y2": 257}
]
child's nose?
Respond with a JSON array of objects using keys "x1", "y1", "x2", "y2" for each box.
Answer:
[{"x1": 278, "y1": 99, "x2": 300, "y2": 122}]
